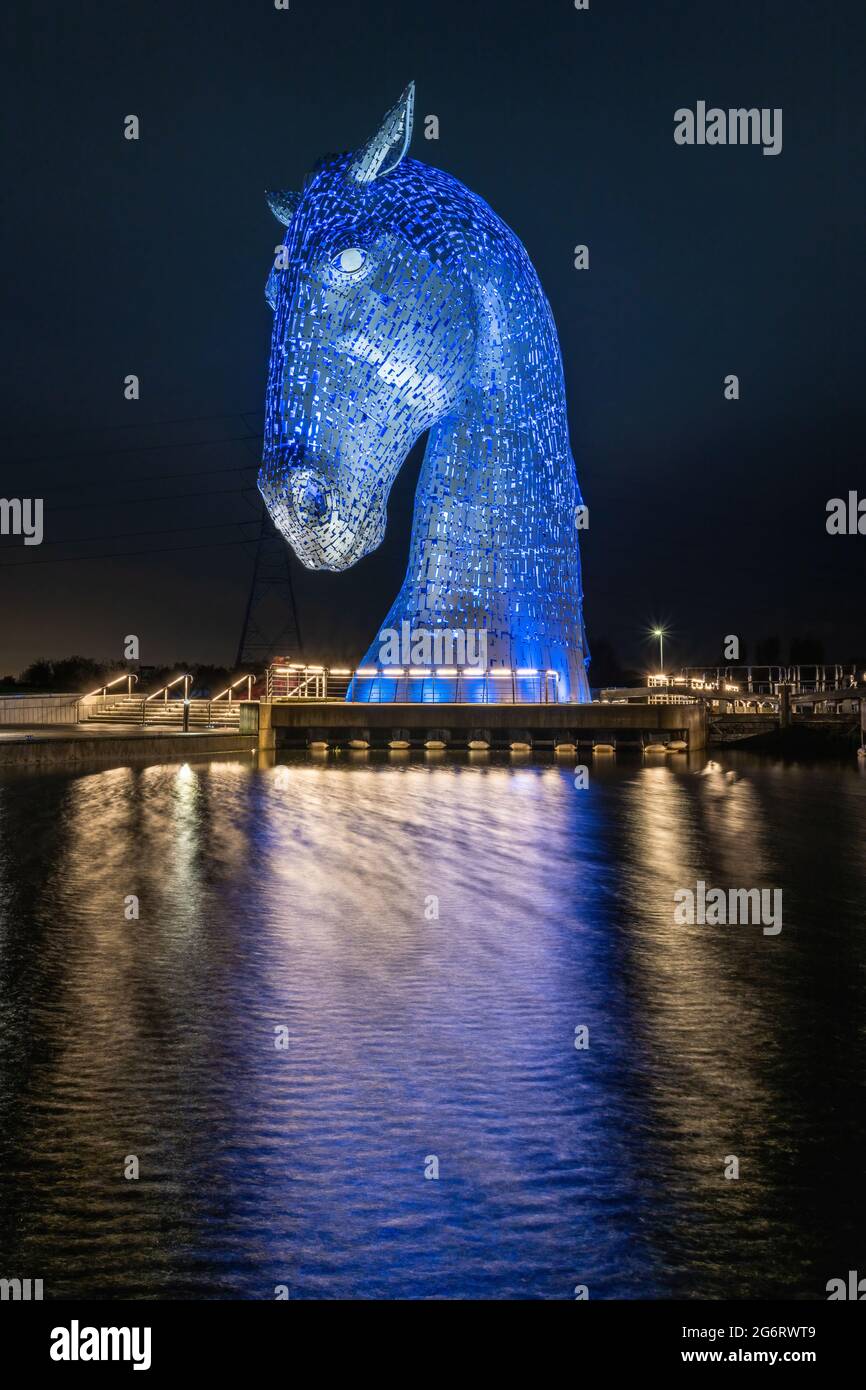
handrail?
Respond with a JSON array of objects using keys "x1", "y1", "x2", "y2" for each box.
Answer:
[
  {"x1": 287, "y1": 672, "x2": 326, "y2": 698},
  {"x1": 84, "y1": 673, "x2": 139, "y2": 698},
  {"x1": 266, "y1": 665, "x2": 559, "y2": 704},
  {"x1": 145, "y1": 673, "x2": 192, "y2": 704},
  {"x1": 212, "y1": 675, "x2": 254, "y2": 703}
]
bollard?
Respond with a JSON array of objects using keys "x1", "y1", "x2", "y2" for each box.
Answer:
[
  {"x1": 257, "y1": 702, "x2": 276, "y2": 753},
  {"x1": 779, "y1": 684, "x2": 791, "y2": 729}
]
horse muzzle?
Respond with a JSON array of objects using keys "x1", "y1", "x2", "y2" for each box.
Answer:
[{"x1": 259, "y1": 461, "x2": 385, "y2": 572}]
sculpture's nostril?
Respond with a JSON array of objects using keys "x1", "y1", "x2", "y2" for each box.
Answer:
[
  {"x1": 302, "y1": 477, "x2": 328, "y2": 520},
  {"x1": 291, "y1": 469, "x2": 332, "y2": 527}
]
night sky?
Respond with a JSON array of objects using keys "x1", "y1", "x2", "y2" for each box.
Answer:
[{"x1": 3, "y1": 0, "x2": 864, "y2": 678}]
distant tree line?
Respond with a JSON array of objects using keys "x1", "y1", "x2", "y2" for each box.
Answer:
[{"x1": 1, "y1": 657, "x2": 248, "y2": 698}]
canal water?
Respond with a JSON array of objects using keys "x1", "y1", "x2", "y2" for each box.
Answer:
[{"x1": 0, "y1": 750, "x2": 863, "y2": 1299}]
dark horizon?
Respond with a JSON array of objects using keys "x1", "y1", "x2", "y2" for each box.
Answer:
[{"x1": 3, "y1": 0, "x2": 864, "y2": 677}]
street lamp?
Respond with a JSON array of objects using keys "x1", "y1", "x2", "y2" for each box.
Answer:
[{"x1": 653, "y1": 627, "x2": 666, "y2": 675}]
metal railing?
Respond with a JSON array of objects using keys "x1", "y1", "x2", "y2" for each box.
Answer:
[
  {"x1": 265, "y1": 664, "x2": 560, "y2": 704},
  {"x1": 212, "y1": 675, "x2": 254, "y2": 703},
  {"x1": 0, "y1": 694, "x2": 82, "y2": 725},
  {"x1": 83, "y1": 694, "x2": 242, "y2": 728},
  {"x1": 81, "y1": 674, "x2": 257, "y2": 728},
  {"x1": 84, "y1": 673, "x2": 139, "y2": 698},
  {"x1": 267, "y1": 665, "x2": 334, "y2": 700},
  {"x1": 674, "y1": 664, "x2": 860, "y2": 695},
  {"x1": 145, "y1": 674, "x2": 192, "y2": 705},
  {"x1": 350, "y1": 669, "x2": 560, "y2": 704}
]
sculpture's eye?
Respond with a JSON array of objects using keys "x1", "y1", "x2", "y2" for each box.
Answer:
[{"x1": 336, "y1": 247, "x2": 366, "y2": 275}]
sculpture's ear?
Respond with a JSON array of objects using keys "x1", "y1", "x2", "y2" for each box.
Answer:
[
  {"x1": 349, "y1": 82, "x2": 415, "y2": 185},
  {"x1": 266, "y1": 190, "x2": 300, "y2": 226}
]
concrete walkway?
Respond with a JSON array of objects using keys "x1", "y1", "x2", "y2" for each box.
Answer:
[{"x1": 1, "y1": 723, "x2": 166, "y2": 741}]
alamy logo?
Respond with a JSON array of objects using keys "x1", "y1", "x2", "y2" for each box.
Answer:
[
  {"x1": 826, "y1": 493, "x2": 866, "y2": 535},
  {"x1": 826, "y1": 1270, "x2": 866, "y2": 1300},
  {"x1": 674, "y1": 881, "x2": 782, "y2": 936},
  {"x1": 50, "y1": 1320, "x2": 152, "y2": 1371},
  {"x1": 0, "y1": 1276, "x2": 43, "y2": 1300},
  {"x1": 378, "y1": 621, "x2": 487, "y2": 668},
  {"x1": 0, "y1": 498, "x2": 43, "y2": 546},
  {"x1": 674, "y1": 103, "x2": 783, "y2": 157}
]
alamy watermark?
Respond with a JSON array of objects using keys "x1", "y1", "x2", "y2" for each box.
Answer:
[
  {"x1": 0, "y1": 1276, "x2": 43, "y2": 1300},
  {"x1": 674, "y1": 881, "x2": 782, "y2": 936},
  {"x1": 826, "y1": 1270, "x2": 866, "y2": 1300},
  {"x1": 675, "y1": 103, "x2": 782, "y2": 157},
  {"x1": 50, "y1": 1322, "x2": 151, "y2": 1371},
  {"x1": 0, "y1": 498, "x2": 43, "y2": 546},
  {"x1": 378, "y1": 620, "x2": 487, "y2": 668},
  {"x1": 826, "y1": 492, "x2": 866, "y2": 535}
]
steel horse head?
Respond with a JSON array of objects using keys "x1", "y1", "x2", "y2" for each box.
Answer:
[{"x1": 261, "y1": 83, "x2": 591, "y2": 701}]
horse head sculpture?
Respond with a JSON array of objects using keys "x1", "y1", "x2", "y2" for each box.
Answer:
[{"x1": 261, "y1": 83, "x2": 591, "y2": 702}]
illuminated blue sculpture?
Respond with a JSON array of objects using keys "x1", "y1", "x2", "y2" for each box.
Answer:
[{"x1": 260, "y1": 83, "x2": 591, "y2": 702}]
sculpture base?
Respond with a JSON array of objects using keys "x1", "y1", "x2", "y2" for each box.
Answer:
[{"x1": 246, "y1": 700, "x2": 709, "y2": 752}]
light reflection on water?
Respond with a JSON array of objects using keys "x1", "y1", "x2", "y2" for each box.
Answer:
[{"x1": 0, "y1": 751, "x2": 864, "y2": 1299}]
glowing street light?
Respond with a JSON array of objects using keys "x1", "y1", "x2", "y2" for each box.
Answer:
[{"x1": 652, "y1": 626, "x2": 667, "y2": 675}]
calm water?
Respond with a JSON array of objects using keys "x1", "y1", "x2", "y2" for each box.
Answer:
[{"x1": 0, "y1": 749, "x2": 864, "y2": 1300}]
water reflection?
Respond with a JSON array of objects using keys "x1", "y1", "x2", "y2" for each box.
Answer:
[{"x1": 0, "y1": 751, "x2": 864, "y2": 1298}]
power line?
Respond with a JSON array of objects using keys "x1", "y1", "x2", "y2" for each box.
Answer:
[
  {"x1": 25, "y1": 459, "x2": 260, "y2": 496},
  {"x1": 9, "y1": 431, "x2": 262, "y2": 469},
  {"x1": 8, "y1": 519, "x2": 259, "y2": 550},
  {"x1": 53, "y1": 484, "x2": 260, "y2": 514},
  {"x1": 0, "y1": 407, "x2": 262, "y2": 446},
  {"x1": 0, "y1": 535, "x2": 262, "y2": 570}
]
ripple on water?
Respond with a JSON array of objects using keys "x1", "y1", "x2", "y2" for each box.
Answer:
[{"x1": 0, "y1": 752, "x2": 864, "y2": 1298}]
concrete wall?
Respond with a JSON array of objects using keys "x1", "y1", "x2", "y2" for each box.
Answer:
[
  {"x1": 0, "y1": 731, "x2": 255, "y2": 767},
  {"x1": 239, "y1": 703, "x2": 261, "y2": 735},
  {"x1": 248, "y1": 700, "x2": 708, "y2": 750}
]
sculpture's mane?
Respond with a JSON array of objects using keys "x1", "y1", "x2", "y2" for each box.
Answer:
[{"x1": 348, "y1": 158, "x2": 569, "y2": 430}]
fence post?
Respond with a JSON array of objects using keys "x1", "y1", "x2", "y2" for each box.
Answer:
[{"x1": 779, "y1": 684, "x2": 791, "y2": 729}]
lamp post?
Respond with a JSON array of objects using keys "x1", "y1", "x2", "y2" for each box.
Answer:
[{"x1": 653, "y1": 627, "x2": 666, "y2": 676}]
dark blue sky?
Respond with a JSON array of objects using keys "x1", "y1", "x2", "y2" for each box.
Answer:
[{"x1": 2, "y1": 0, "x2": 864, "y2": 675}]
